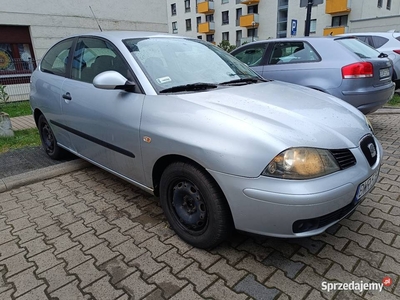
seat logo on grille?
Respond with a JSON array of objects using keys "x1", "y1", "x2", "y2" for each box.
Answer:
[{"x1": 368, "y1": 143, "x2": 377, "y2": 158}]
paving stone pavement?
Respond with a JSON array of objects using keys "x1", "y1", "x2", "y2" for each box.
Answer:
[{"x1": 0, "y1": 113, "x2": 399, "y2": 300}]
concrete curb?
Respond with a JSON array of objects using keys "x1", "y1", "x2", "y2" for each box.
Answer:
[
  {"x1": 0, "y1": 159, "x2": 91, "y2": 193},
  {"x1": 372, "y1": 107, "x2": 400, "y2": 114}
]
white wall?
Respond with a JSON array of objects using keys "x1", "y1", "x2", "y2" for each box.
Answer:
[{"x1": 1, "y1": 0, "x2": 168, "y2": 58}]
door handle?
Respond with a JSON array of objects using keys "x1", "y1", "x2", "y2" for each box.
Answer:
[{"x1": 62, "y1": 92, "x2": 72, "y2": 101}]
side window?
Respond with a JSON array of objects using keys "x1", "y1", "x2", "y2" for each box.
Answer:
[
  {"x1": 232, "y1": 45, "x2": 266, "y2": 67},
  {"x1": 269, "y1": 42, "x2": 320, "y2": 64},
  {"x1": 41, "y1": 39, "x2": 74, "y2": 77},
  {"x1": 371, "y1": 36, "x2": 388, "y2": 48},
  {"x1": 71, "y1": 37, "x2": 130, "y2": 84}
]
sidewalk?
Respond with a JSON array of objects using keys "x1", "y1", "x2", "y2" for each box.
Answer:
[{"x1": 10, "y1": 115, "x2": 36, "y2": 130}]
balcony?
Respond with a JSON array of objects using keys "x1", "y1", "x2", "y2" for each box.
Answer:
[
  {"x1": 197, "y1": 1, "x2": 214, "y2": 14},
  {"x1": 198, "y1": 22, "x2": 215, "y2": 34},
  {"x1": 323, "y1": 26, "x2": 348, "y2": 36},
  {"x1": 239, "y1": 14, "x2": 259, "y2": 28},
  {"x1": 240, "y1": 0, "x2": 260, "y2": 5},
  {"x1": 325, "y1": 0, "x2": 351, "y2": 14}
]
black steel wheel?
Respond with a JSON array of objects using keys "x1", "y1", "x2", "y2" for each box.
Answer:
[
  {"x1": 38, "y1": 114, "x2": 66, "y2": 160},
  {"x1": 160, "y1": 161, "x2": 233, "y2": 249}
]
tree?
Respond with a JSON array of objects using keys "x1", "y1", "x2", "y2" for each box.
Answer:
[{"x1": 217, "y1": 40, "x2": 236, "y2": 53}]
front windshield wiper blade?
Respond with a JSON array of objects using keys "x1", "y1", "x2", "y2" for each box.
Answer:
[
  {"x1": 219, "y1": 78, "x2": 266, "y2": 85},
  {"x1": 159, "y1": 83, "x2": 218, "y2": 93}
]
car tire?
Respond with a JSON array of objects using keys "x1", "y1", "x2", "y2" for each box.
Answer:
[
  {"x1": 38, "y1": 114, "x2": 66, "y2": 160},
  {"x1": 159, "y1": 161, "x2": 233, "y2": 249}
]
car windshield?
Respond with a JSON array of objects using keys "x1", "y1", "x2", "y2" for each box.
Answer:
[
  {"x1": 123, "y1": 37, "x2": 260, "y2": 93},
  {"x1": 335, "y1": 37, "x2": 381, "y2": 59}
]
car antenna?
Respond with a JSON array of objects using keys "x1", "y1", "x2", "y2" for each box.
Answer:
[{"x1": 89, "y1": 6, "x2": 103, "y2": 32}]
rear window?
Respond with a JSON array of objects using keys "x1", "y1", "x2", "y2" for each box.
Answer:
[
  {"x1": 372, "y1": 36, "x2": 388, "y2": 48},
  {"x1": 336, "y1": 38, "x2": 380, "y2": 59}
]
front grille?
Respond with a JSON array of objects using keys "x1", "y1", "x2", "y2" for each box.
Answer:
[
  {"x1": 360, "y1": 135, "x2": 378, "y2": 167},
  {"x1": 330, "y1": 149, "x2": 356, "y2": 169},
  {"x1": 293, "y1": 201, "x2": 357, "y2": 233}
]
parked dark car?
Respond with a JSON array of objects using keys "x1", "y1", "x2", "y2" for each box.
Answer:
[{"x1": 231, "y1": 36, "x2": 395, "y2": 114}]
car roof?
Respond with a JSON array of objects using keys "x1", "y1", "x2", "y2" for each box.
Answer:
[
  {"x1": 340, "y1": 32, "x2": 400, "y2": 37},
  {"x1": 67, "y1": 31, "x2": 187, "y2": 41}
]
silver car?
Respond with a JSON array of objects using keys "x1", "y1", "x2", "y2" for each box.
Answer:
[
  {"x1": 340, "y1": 32, "x2": 400, "y2": 88},
  {"x1": 231, "y1": 36, "x2": 395, "y2": 114},
  {"x1": 30, "y1": 32, "x2": 382, "y2": 248}
]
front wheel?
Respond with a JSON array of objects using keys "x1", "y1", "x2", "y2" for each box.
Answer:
[
  {"x1": 159, "y1": 161, "x2": 233, "y2": 249},
  {"x1": 38, "y1": 114, "x2": 66, "y2": 160}
]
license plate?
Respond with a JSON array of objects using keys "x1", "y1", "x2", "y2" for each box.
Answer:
[
  {"x1": 355, "y1": 169, "x2": 380, "y2": 202},
  {"x1": 380, "y1": 68, "x2": 390, "y2": 78}
]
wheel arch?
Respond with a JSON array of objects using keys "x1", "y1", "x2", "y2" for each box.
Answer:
[
  {"x1": 151, "y1": 154, "x2": 228, "y2": 206},
  {"x1": 33, "y1": 108, "x2": 43, "y2": 127}
]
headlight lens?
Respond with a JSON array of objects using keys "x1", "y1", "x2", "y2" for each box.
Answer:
[
  {"x1": 365, "y1": 116, "x2": 374, "y2": 133},
  {"x1": 263, "y1": 148, "x2": 340, "y2": 179}
]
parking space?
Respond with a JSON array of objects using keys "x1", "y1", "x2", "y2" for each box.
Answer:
[{"x1": 0, "y1": 112, "x2": 399, "y2": 300}]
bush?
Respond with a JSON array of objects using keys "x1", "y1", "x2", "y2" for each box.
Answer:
[{"x1": 217, "y1": 40, "x2": 236, "y2": 53}]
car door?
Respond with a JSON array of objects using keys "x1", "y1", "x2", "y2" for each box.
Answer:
[
  {"x1": 60, "y1": 36, "x2": 146, "y2": 183},
  {"x1": 260, "y1": 41, "x2": 322, "y2": 85}
]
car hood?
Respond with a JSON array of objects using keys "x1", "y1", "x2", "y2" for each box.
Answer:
[{"x1": 175, "y1": 81, "x2": 368, "y2": 149}]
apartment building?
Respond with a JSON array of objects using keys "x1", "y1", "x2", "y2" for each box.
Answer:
[
  {"x1": 0, "y1": 0, "x2": 168, "y2": 66},
  {"x1": 166, "y1": 0, "x2": 400, "y2": 46}
]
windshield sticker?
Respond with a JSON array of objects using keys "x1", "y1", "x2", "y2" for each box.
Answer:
[{"x1": 156, "y1": 76, "x2": 172, "y2": 84}]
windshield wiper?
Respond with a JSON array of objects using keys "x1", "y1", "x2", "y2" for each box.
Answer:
[
  {"x1": 159, "y1": 83, "x2": 218, "y2": 93},
  {"x1": 219, "y1": 78, "x2": 266, "y2": 85}
]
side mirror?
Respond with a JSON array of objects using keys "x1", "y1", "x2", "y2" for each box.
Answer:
[{"x1": 93, "y1": 71, "x2": 135, "y2": 91}]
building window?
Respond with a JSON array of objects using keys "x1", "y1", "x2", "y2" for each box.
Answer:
[
  {"x1": 248, "y1": 5, "x2": 258, "y2": 14},
  {"x1": 377, "y1": 0, "x2": 383, "y2": 7},
  {"x1": 185, "y1": 0, "x2": 191, "y2": 12},
  {"x1": 310, "y1": 19, "x2": 316, "y2": 33},
  {"x1": 0, "y1": 25, "x2": 36, "y2": 85},
  {"x1": 171, "y1": 3, "x2": 177, "y2": 15},
  {"x1": 236, "y1": 30, "x2": 242, "y2": 47},
  {"x1": 197, "y1": 16, "x2": 202, "y2": 26},
  {"x1": 222, "y1": 0, "x2": 229, "y2": 3},
  {"x1": 186, "y1": 19, "x2": 192, "y2": 31},
  {"x1": 236, "y1": 8, "x2": 242, "y2": 26},
  {"x1": 206, "y1": 34, "x2": 215, "y2": 43},
  {"x1": 172, "y1": 22, "x2": 178, "y2": 34},
  {"x1": 332, "y1": 15, "x2": 348, "y2": 27},
  {"x1": 197, "y1": 35, "x2": 203, "y2": 39},
  {"x1": 222, "y1": 32, "x2": 229, "y2": 41},
  {"x1": 247, "y1": 28, "x2": 258, "y2": 42},
  {"x1": 206, "y1": 14, "x2": 214, "y2": 22},
  {"x1": 387, "y1": 0, "x2": 391, "y2": 9},
  {"x1": 222, "y1": 11, "x2": 229, "y2": 25}
]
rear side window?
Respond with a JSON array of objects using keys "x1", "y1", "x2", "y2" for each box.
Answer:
[
  {"x1": 232, "y1": 45, "x2": 266, "y2": 67},
  {"x1": 41, "y1": 39, "x2": 74, "y2": 77},
  {"x1": 371, "y1": 36, "x2": 388, "y2": 48},
  {"x1": 336, "y1": 38, "x2": 380, "y2": 59},
  {"x1": 268, "y1": 41, "x2": 320, "y2": 65}
]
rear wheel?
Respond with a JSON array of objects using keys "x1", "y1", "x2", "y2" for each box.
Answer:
[
  {"x1": 38, "y1": 114, "x2": 66, "y2": 160},
  {"x1": 159, "y1": 161, "x2": 233, "y2": 249}
]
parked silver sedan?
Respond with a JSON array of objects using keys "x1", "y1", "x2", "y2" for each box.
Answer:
[
  {"x1": 231, "y1": 36, "x2": 395, "y2": 114},
  {"x1": 30, "y1": 32, "x2": 382, "y2": 248}
]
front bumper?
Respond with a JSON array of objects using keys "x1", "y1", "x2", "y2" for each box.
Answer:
[{"x1": 208, "y1": 137, "x2": 382, "y2": 238}]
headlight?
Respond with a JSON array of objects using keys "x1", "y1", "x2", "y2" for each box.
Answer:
[
  {"x1": 365, "y1": 116, "x2": 374, "y2": 133},
  {"x1": 263, "y1": 148, "x2": 340, "y2": 179}
]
